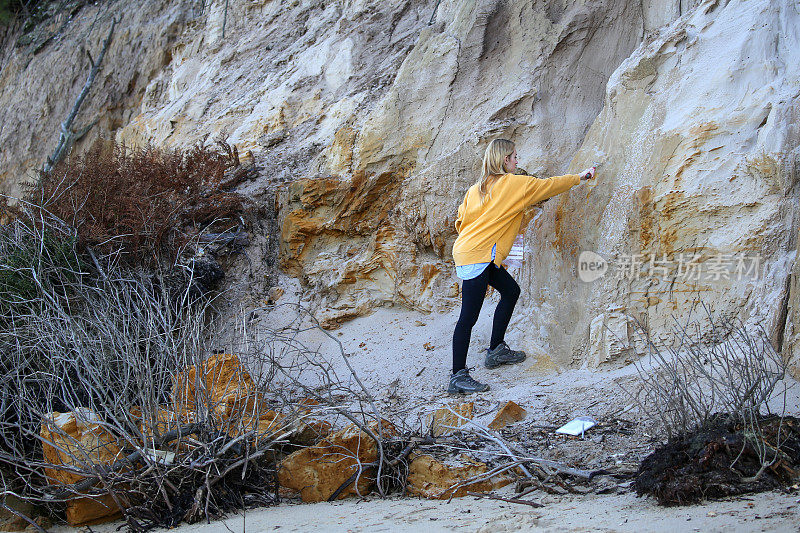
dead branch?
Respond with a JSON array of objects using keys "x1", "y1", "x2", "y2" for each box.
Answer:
[
  {"x1": 444, "y1": 406, "x2": 533, "y2": 478},
  {"x1": 466, "y1": 491, "x2": 543, "y2": 508},
  {"x1": 221, "y1": 0, "x2": 229, "y2": 39},
  {"x1": 43, "y1": 17, "x2": 117, "y2": 173},
  {"x1": 256, "y1": 302, "x2": 389, "y2": 496},
  {"x1": 327, "y1": 464, "x2": 368, "y2": 502},
  {"x1": 517, "y1": 478, "x2": 567, "y2": 496},
  {"x1": 326, "y1": 435, "x2": 431, "y2": 502},
  {"x1": 621, "y1": 307, "x2": 788, "y2": 441}
]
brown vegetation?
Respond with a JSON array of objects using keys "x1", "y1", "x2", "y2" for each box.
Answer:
[{"x1": 29, "y1": 139, "x2": 253, "y2": 266}]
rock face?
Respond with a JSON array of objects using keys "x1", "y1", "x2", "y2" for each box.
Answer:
[
  {"x1": 277, "y1": 420, "x2": 396, "y2": 502},
  {"x1": 520, "y1": 0, "x2": 800, "y2": 369},
  {"x1": 406, "y1": 453, "x2": 512, "y2": 499},
  {"x1": 0, "y1": 0, "x2": 797, "y2": 370},
  {"x1": 274, "y1": 0, "x2": 649, "y2": 323},
  {"x1": 784, "y1": 233, "x2": 799, "y2": 379},
  {"x1": 0, "y1": 0, "x2": 195, "y2": 199},
  {"x1": 41, "y1": 408, "x2": 124, "y2": 526}
]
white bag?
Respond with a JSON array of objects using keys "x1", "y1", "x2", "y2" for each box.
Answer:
[{"x1": 503, "y1": 234, "x2": 524, "y2": 269}]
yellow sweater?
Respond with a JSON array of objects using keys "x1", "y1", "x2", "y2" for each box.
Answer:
[{"x1": 453, "y1": 173, "x2": 581, "y2": 266}]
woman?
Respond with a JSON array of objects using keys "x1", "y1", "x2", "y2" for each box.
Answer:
[{"x1": 449, "y1": 138, "x2": 595, "y2": 394}]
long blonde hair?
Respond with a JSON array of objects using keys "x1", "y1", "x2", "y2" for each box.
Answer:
[{"x1": 479, "y1": 138, "x2": 515, "y2": 201}]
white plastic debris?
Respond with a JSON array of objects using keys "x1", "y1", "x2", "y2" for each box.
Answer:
[
  {"x1": 555, "y1": 416, "x2": 597, "y2": 437},
  {"x1": 144, "y1": 449, "x2": 175, "y2": 465},
  {"x1": 503, "y1": 234, "x2": 525, "y2": 269}
]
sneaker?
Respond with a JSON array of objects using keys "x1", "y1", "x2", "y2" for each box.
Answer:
[
  {"x1": 447, "y1": 368, "x2": 490, "y2": 394},
  {"x1": 484, "y1": 341, "x2": 527, "y2": 369}
]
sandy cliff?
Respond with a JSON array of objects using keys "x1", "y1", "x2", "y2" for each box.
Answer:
[{"x1": 0, "y1": 0, "x2": 797, "y2": 372}]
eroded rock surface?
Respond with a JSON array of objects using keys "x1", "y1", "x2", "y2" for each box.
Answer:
[
  {"x1": 519, "y1": 0, "x2": 800, "y2": 368},
  {"x1": 277, "y1": 420, "x2": 396, "y2": 502},
  {"x1": 0, "y1": 0, "x2": 797, "y2": 371},
  {"x1": 0, "y1": 0, "x2": 195, "y2": 198}
]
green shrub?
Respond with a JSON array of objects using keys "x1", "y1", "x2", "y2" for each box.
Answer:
[
  {"x1": 0, "y1": 220, "x2": 84, "y2": 317},
  {"x1": 0, "y1": 1, "x2": 17, "y2": 24},
  {"x1": 0, "y1": 0, "x2": 44, "y2": 25}
]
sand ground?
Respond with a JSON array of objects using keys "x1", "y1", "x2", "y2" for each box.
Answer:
[
  {"x1": 55, "y1": 287, "x2": 800, "y2": 532},
  {"x1": 55, "y1": 485, "x2": 800, "y2": 532}
]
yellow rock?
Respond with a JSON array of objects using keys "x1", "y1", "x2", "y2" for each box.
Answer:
[
  {"x1": 289, "y1": 419, "x2": 333, "y2": 447},
  {"x1": 233, "y1": 409, "x2": 289, "y2": 445},
  {"x1": 130, "y1": 405, "x2": 197, "y2": 438},
  {"x1": 488, "y1": 401, "x2": 527, "y2": 430},
  {"x1": 172, "y1": 353, "x2": 258, "y2": 421},
  {"x1": 277, "y1": 420, "x2": 396, "y2": 502},
  {"x1": 40, "y1": 408, "x2": 124, "y2": 526},
  {"x1": 406, "y1": 453, "x2": 513, "y2": 499},
  {"x1": 427, "y1": 402, "x2": 473, "y2": 437}
]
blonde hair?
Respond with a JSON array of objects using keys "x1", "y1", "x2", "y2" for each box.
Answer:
[{"x1": 479, "y1": 138, "x2": 515, "y2": 201}]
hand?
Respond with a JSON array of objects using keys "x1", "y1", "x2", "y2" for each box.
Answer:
[{"x1": 579, "y1": 166, "x2": 596, "y2": 181}]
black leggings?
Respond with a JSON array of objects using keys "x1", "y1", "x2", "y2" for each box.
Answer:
[{"x1": 452, "y1": 262, "x2": 521, "y2": 373}]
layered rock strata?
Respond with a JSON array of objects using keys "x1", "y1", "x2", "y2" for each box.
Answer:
[
  {"x1": 0, "y1": 0, "x2": 797, "y2": 370},
  {"x1": 520, "y1": 0, "x2": 799, "y2": 367}
]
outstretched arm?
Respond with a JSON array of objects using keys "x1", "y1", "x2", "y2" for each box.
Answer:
[
  {"x1": 522, "y1": 167, "x2": 596, "y2": 207},
  {"x1": 522, "y1": 174, "x2": 579, "y2": 206}
]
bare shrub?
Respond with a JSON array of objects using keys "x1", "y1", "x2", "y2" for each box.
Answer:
[
  {"x1": 0, "y1": 205, "x2": 419, "y2": 530},
  {"x1": 0, "y1": 201, "x2": 617, "y2": 523},
  {"x1": 622, "y1": 307, "x2": 794, "y2": 488},
  {"x1": 622, "y1": 309, "x2": 788, "y2": 441},
  {"x1": 608, "y1": 309, "x2": 800, "y2": 505},
  {"x1": 621, "y1": 307, "x2": 789, "y2": 441},
  {"x1": 0, "y1": 204, "x2": 282, "y2": 531}
]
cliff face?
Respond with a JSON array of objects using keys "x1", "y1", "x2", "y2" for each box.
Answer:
[
  {"x1": 522, "y1": 0, "x2": 800, "y2": 367},
  {"x1": 0, "y1": 0, "x2": 196, "y2": 198},
  {"x1": 0, "y1": 0, "x2": 797, "y2": 372}
]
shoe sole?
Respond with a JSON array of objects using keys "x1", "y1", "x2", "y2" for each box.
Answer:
[
  {"x1": 447, "y1": 385, "x2": 491, "y2": 394},
  {"x1": 484, "y1": 356, "x2": 527, "y2": 369}
]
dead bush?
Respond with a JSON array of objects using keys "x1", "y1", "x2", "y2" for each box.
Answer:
[
  {"x1": 0, "y1": 204, "x2": 284, "y2": 531},
  {"x1": 623, "y1": 308, "x2": 797, "y2": 505},
  {"x1": 28, "y1": 139, "x2": 253, "y2": 268},
  {"x1": 0, "y1": 206, "x2": 414, "y2": 531},
  {"x1": 622, "y1": 307, "x2": 789, "y2": 440}
]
